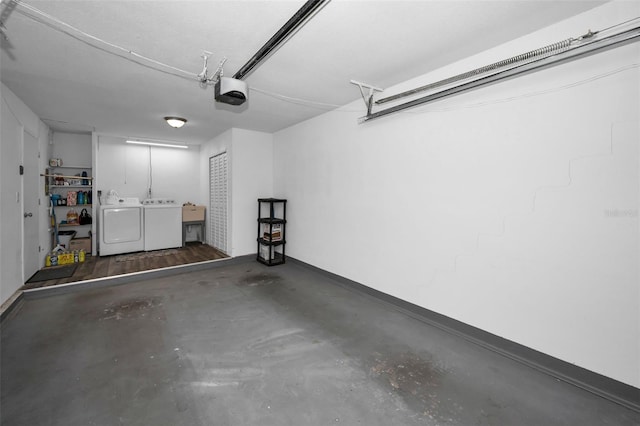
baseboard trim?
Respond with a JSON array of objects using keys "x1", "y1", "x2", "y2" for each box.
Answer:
[
  {"x1": 288, "y1": 257, "x2": 640, "y2": 413},
  {"x1": 21, "y1": 255, "x2": 253, "y2": 300},
  {"x1": 0, "y1": 290, "x2": 25, "y2": 322}
]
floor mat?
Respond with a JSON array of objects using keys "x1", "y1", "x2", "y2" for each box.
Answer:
[
  {"x1": 115, "y1": 249, "x2": 180, "y2": 262},
  {"x1": 26, "y1": 264, "x2": 77, "y2": 283}
]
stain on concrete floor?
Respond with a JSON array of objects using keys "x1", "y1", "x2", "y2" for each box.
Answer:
[
  {"x1": 100, "y1": 297, "x2": 163, "y2": 321},
  {"x1": 237, "y1": 271, "x2": 282, "y2": 287},
  {"x1": 371, "y1": 351, "x2": 452, "y2": 422}
]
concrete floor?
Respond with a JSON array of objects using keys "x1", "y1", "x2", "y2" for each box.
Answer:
[{"x1": 2, "y1": 259, "x2": 638, "y2": 425}]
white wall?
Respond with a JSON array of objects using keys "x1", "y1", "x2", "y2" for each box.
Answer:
[
  {"x1": 96, "y1": 135, "x2": 200, "y2": 204},
  {"x1": 200, "y1": 128, "x2": 273, "y2": 257},
  {"x1": 273, "y1": 2, "x2": 639, "y2": 387},
  {"x1": 52, "y1": 132, "x2": 92, "y2": 167},
  {"x1": 1, "y1": 85, "x2": 24, "y2": 305},
  {"x1": 38, "y1": 122, "x2": 53, "y2": 264},
  {"x1": 230, "y1": 128, "x2": 274, "y2": 256},
  {"x1": 1, "y1": 83, "x2": 50, "y2": 305}
]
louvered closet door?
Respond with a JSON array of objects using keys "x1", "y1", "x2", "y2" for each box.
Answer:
[{"x1": 209, "y1": 152, "x2": 228, "y2": 254}]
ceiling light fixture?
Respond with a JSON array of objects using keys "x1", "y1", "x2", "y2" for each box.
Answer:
[
  {"x1": 164, "y1": 116, "x2": 187, "y2": 128},
  {"x1": 126, "y1": 140, "x2": 188, "y2": 149}
]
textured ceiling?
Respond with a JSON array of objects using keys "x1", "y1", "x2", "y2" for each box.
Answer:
[{"x1": 0, "y1": 0, "x2": 606, "y2": 144}]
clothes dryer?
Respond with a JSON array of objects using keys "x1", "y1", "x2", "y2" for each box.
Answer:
[{"x1": 99, "y1": 197, "x2": 144, "y2": 256}]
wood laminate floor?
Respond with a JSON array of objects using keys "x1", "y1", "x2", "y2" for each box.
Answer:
[{"x1": 22, "y1": 242, "x2": 228, "y2": 290}]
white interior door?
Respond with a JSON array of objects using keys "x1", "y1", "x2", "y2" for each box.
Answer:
[
  {"x1": 209, "y1": 152, "x2": 228, "y2": 254},
  {"x1": 22, "y1": 130, "x2": 40, "y2": 281}
]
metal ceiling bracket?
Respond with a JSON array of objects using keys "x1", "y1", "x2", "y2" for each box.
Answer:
[
  {"x1": 0, "y1": 0, "x2": 19, "y2": 42},
  {"x1": 350, "y1": 80, "x2": 383, "y2": 116},
  {"x1": 197, "y1": 52, "x2": 227, "y2": 85},
  {"x1": 0, "y1": 21, "x2": 7, "y2": 40},
  {"x1": 197, "y1": 52, "x2": 212, "y2": 83}
]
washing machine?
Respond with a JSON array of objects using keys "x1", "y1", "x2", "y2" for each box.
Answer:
[
  {"x1": 143, "y1": 198, "x2": 182, "y2": 251},
  {"x1": 99, "y1": 197, "x2": 144, "y2": 256}
]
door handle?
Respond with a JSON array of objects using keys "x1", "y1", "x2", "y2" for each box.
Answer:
[{"x1": 24, "y1": 212, "x2": 33, "y2": 218}]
